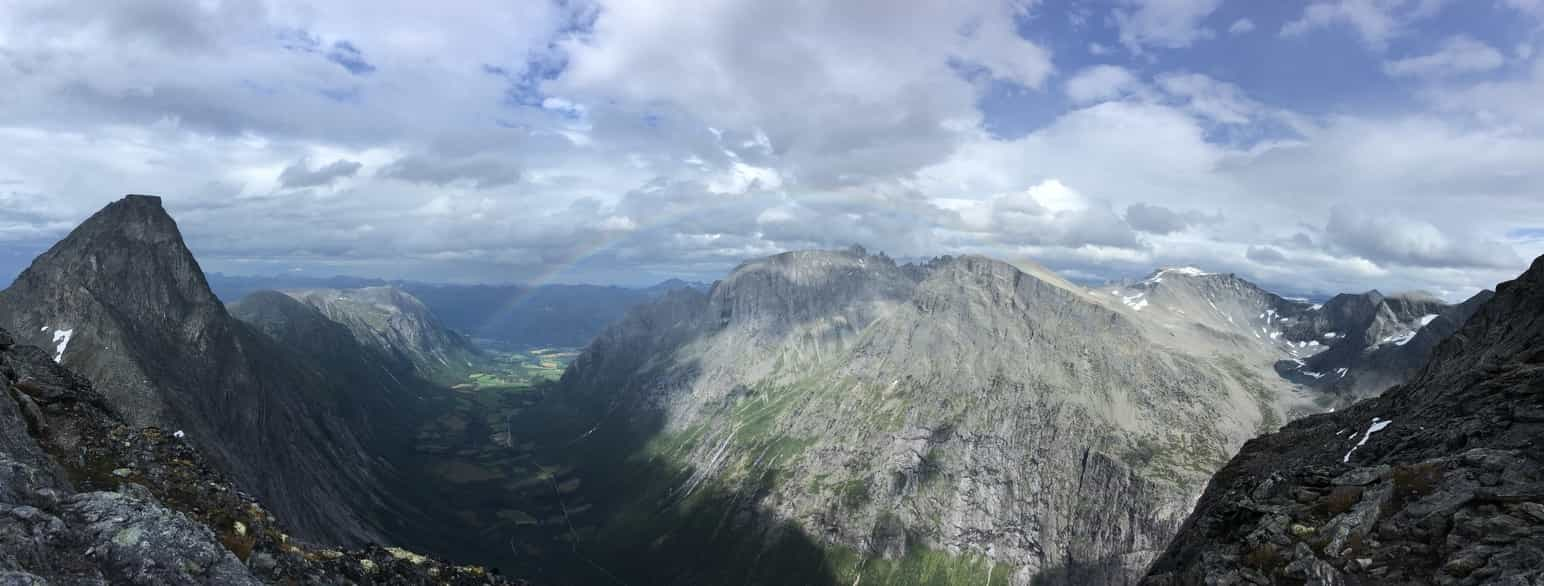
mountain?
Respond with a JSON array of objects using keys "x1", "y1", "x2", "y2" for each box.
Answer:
[
  {"x1": 1143, "y1": 254, "x2": 1544, "y2": 585},
  {"x1": 0, "y1": 195, "x2": 401, "y2": 545},
  {"x1": 0, "y1": 326, "x2": 518, "y2": 584},
  {"x1": 278, "y1": 286, "x2": 485, "y2": 384},
  {"x1": 1101, "y1": 269, "x2": 1487, "y2": 407},
  {"x1": 478, "y1": 248, "x2": 1352, "y2": 584}
]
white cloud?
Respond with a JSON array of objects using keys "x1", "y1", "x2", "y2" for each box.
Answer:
[
  {"x1": 1157, "y1": 73, "x2": 1260, "y2": 124},
  {"x1": 1227, "y1": 18, "x2": 1255, "y2": 35},
  {"x1": 1384, "y1": 36, "x2": 1505, "y2": 78},
  {"x1": 1065, "y1": 65, "x2": 1142, "y2": 104},
  {"x1": 1280, "y1": 0, "x2": 1448, "y2": 49},
  {"x1": 1113, "y1": 0, "x2": 1222, "y2": 52},
  {"x1": 549, "y1": 0, "x2": 1052, "y2": 188}
]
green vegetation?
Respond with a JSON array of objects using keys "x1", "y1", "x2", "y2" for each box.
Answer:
[
  {"x1": 462, "y1": 346, "x2": 579, "y2": 391},
  {"x1": 825, "y1": 542, "x2": 1013, "y2": 586}
]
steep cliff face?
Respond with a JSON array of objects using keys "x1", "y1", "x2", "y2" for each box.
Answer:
[
  {"x1": 0, "y1": 195, "x2": 398, "y2": 545},
  {"x1": 545, "y1": 249, "x2": 1322, "y2": 584},
  {"x1": 0, "y1": 327, "x2": 518, "y2": 585},
  {"x1": 282, "y1": 286, "x2": 485, "y2": 384},
  {"x1": 1144, "y1": 255, "x2": 1544, "y2": 585}
]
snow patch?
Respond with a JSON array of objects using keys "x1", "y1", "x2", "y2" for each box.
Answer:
[
  {"x1": 173, "y1": 430, "x2": 185, "y2": 439},
  {"x1": 1418, "y1": 314, "x2": 1439, "y2": 327},
  {"x1": 1381, "y1": 331, "x2": 1417, "y2": 346},
  {"x1": 1343, "y1": 417, "x2": 1392, "y2": 463},
  {"x1": 1303, "y1": 371, "x2": 1325, "y2": 379},
  {"x1": 1335, "y1": 367, "x2": 1348, "y2": 377},
  {"x1": 51, "y1": 329, "x2": 74, "y2": 363},
  {"x1": 1121, "y1": 293, "x2": 1149, "y2": 311}
]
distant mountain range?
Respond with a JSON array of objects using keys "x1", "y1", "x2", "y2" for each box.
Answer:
[{"x1": 206, "y1": 273, "x2": 707, "y2": 348}]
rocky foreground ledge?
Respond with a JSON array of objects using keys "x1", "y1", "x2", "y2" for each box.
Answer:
[{"x1": 0, "y1": 327, "x2": 524, "y2": 585}]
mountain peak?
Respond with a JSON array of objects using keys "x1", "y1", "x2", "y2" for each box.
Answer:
[{"x1": 7, "y1": 194, "x2": 220, "y2": 316}]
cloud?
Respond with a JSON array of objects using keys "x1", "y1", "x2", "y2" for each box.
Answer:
[
  {"x1": 1384, "y1": 36, "x2": 1505, "y2": 78},
  {"x1": 1246, "y1": 245, "x2": 1287, "y2": 264},
  {"x1": 278, "y1": 158, "x2": 363, "y2": 189},
  {"x1": 548, "y1": 0, "x2": 1053, "y2": 188},
  {"x1": 1113, "y1": 0, "x2": 1223, "y2": 52},
  {"x1": 1156, "y1": 73, "x2": 1261, "y2": 124},
  {"x1": 1065, "y1": 65, "x2": 1142, "y2": 104},
  {"x1": 0, "y1": 0, "x2": 1537, "y2": 299},
  {"x1": 379, "y1": 155, "x2": 522, "y2": 189},
  {"x1": 1324, "y1": 207, "x2": 1519, "y2": 269},
  {"x1": 1125, "y1": 202, "x2": 1220, "y2": 234},
  {"x1": 1279, "y1": 0, "x2": 1447, "y2": 49},
  {"x1": 1226, "y1": 18, "x2": 1255, "y2": 35}
]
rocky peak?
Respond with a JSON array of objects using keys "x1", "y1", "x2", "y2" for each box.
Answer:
[
  {"x1": 0, "y1": 195, "x2": 410, "y2": 546},
  {"x1": 9, "y1": 194, "x2": 222, "y2": 325}
]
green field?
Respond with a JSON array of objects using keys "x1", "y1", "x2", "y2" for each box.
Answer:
[{"x1": 458, "y1": 346, "x2": 580, "y2": 391}]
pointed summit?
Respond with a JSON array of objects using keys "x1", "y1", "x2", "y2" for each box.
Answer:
[
  {"x1": 6, "y1": 194, "x2": 222, "y2": 333},
  {"x1": 0, "y1": 194, "x2": 408, "y2": 545}
]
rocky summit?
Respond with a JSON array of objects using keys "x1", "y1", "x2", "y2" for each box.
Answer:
[{"x1": 1143, "y1": 254, "x2": 1544, "y2": 585}]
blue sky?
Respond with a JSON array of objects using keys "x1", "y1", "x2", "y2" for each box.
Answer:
[{"x1": 1, "y1": 0, "x2": 1542, "y2": 299}]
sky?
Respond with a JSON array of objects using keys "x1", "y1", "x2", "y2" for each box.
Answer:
[{"x1": 2, "y1": 0, "x2": 1543, "y2": 299}]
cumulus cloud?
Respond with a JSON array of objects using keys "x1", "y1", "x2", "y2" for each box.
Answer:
[
  {"x1": 1324, "y1": 207, "x2": 1520, "y2": 269},
  {"x1": 1280, "y1": 0, "x2": 1446, "y2": 49},
  {"x1": 1246, "y1": 245, "x2": 1287, "y2": 264},
  {"x1": 1156, "y1": 73, "x2": 1261, "y2": 125},
  {"x1": 1384, "y1": 36, "x2": 1505, "y2": 78},
  {"x1": 1065, "y1": 66, "x2": 1143, "y2": 104},
  {"x1": 1125, "y1": 202, "x2": 1221, "y2": 234},
  {"x1": 278, "y1": 158, "x2": 363, "y2": 189},
  {"x1": 1113, "y1": 0, "x2": 1223, "y2": 52},
  {"x1": 1227, "y1": 18, "x2": 1256, "y2": 35},
  {"x1": 379, "y1": 155, "x2": 521, "y2": 189}
]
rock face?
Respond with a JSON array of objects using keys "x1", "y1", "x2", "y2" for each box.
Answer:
[
  {"x1": 0, "y1": 326, "x2": 518, "y2": 585},
  {"x1": 0, "y1": 195, "x2": 399, "y2": 545},
  {"x1": 1143, "y1": 254, "x2": 1544, "y2": 585},
  {"x1": 281, "y1": 286, "x2": 484, "y2": 384},
  {"x1": 544, "y1": 249, "x2": 1334, "y2": 584}
]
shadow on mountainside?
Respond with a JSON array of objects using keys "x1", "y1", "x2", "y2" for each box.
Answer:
[{"x1": 390, "y1": 362, "x2": 840, "y2": 585}]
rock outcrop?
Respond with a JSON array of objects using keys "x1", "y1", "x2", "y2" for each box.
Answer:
[
  {"x1": 0, "y1": 326, "x2": 519, "y2": 584},
  {"x1": 1143, "y1": 254, "x2": 1544, "y2": 585},
  {"x1": 0, "y1": 195, "x2": 401, "y2": 545}
]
